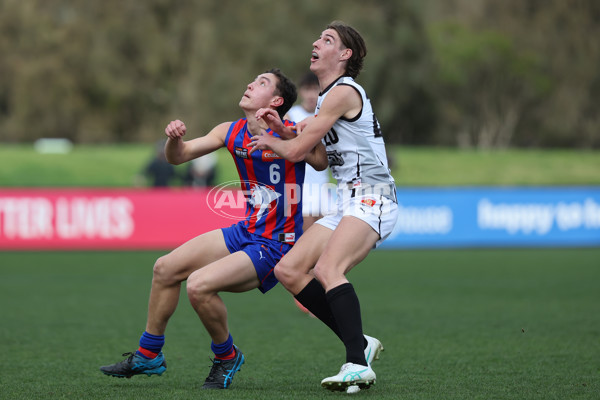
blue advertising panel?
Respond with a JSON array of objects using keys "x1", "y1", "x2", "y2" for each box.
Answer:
[{"x1": 380, "y1": 187, "x2": 600, "y2": 248}]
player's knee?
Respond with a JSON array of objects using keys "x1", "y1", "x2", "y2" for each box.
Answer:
[
  {"x1": 312, "y1": 263, "x2": 338, "y2": 289},
  {"x1": 152, "y1": 255, "x2": 178, "y2": 286},
  {"x1": 274, "y1": 260, "x2": 296, "y2": 287},
  {"x1": 312, "y1": 264, "x2": 325, "y2": 284},
  {"x1": 186, "y1": 272, "x2": 210, "y2": 303}
]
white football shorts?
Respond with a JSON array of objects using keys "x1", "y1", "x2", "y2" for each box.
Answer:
[{"x1": 315, "y1": 193, "x2": 398, "y2": 248}]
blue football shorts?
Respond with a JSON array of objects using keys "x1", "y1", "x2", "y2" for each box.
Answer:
[{"x1": 221, "y1": 222, "x2": 293, "y2": 293}]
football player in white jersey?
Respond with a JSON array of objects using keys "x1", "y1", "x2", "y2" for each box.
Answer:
[{"x1": 250, "y1": 21, "x2": 398, "y2": 392}]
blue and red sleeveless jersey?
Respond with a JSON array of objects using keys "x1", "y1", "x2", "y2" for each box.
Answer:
[{"x1": 225, "y1": 118, "x2": 305, "y2": 243}]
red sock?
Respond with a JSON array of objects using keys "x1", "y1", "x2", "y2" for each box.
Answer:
[
  {"x1": 137, "y1": 347, "x2": 159, "y2": 359},
  {"x1": 215, "y1": 347, "x2": 236, "y2": 360}
]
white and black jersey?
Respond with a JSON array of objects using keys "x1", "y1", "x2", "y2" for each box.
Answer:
[{"x1": 316, "y1": 76, "x2": 396, "y2": 201}]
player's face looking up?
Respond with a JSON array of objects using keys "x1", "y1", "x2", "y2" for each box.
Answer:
[
  {"x1": 310, "y1": 29, "x2": 351, "y2": 74},
  {"x1": 239, "y1": 73, "x2": 283, "y2": 112}
]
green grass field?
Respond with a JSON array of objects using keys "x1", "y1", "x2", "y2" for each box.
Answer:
[{"x1": 1, "y1": 249, "x2": 599, "y2": 399}]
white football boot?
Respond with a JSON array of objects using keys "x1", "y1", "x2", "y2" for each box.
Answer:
[
  {"x1": 363, "y1": 334, "x2": 384, "y2": 366},
  {"x1": 346, "y1": 335, "x2": 384, "y2": 393},
  {"x1": 321, "y1": 362, "x2": 376, "y2": 391}
]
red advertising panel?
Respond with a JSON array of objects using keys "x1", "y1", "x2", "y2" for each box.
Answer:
[{"x1": 0, "y1": 188, "x2": 245, "y2": 250}]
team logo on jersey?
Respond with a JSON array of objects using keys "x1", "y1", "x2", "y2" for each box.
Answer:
[
  {"x1": 261, "y1": 150, "x2": 282, "y2": 161},
  {"x1": 327, "y1": 150, "x2": 344, "y2": 166},
  {"x1": 248, "y1": 183, "x2": 281, "y2": 220},
  {"x1": 235, "y1": 146, "x2": 249, "y2": 159}
]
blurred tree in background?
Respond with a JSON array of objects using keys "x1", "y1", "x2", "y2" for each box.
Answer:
[
  {"x1": 0, "y1": 0, "x2": 598, "y2": 148},
  {"x1": 427, "y1": 0, "x2": 600, "y2": 148}
]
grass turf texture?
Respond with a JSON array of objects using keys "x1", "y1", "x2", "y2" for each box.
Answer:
[{"x1": 1, "y1": 249, "x2": 599, "y2": 399}]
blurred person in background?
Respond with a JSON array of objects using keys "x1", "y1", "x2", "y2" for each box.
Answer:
[
  {"x1": 183, "y1": 151, "x2": 218, "y2": 187},
  {"x1": 135, "y1": 139, "x2": 178, "y2": 187}
]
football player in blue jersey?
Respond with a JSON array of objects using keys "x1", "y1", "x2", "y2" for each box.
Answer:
[{"x1": 99, "y1": 68, "x2": 327, "y2": 390}]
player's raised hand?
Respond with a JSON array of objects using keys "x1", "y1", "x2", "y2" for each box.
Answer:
[
  {"x1": 165, "y1": 120, "x2": 186, "y2": 139},
  {"x1": 256, "y1": 108, "x2": 295, "y2": 139},
  {"x1": 248, "y1": 131, "x2": 274, "y2": 155},
  {"x1": 255, "y1": 108, "x2": 279, "y2": 124}
]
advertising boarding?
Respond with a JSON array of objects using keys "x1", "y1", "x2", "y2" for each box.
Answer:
[{"x1": 1, "y1": 187, "x2": 599, "y2": 250}]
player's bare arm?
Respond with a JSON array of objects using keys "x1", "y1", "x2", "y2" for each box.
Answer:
[
  {"x1": 249, "y1": 85, "x2": 360, "y2": 162},
  {"x1": 164, "y1": 120, "x2": 229, "y2": 165},
  {"x1": 304, "y1": 141, "x2": 328, "y2": 171},
  {"x1": 252, "y1": 110, "x2": 327, "y2": 170}
]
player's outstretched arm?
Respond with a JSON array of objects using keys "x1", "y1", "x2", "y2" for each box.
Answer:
[
  {"x1": 251, "y1": 85, "x2": 357, "y2": 164},
  {"x1": 164, "y1": 120, "x2": 228, "y2": 165}
]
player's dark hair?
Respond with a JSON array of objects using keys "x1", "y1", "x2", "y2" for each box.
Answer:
[
  {"x1": 326, "y1": 21, "x2": 367, "y2": 79},
  {"x1": 265, "y1": 68, "x2": 297, "y2": 118}
]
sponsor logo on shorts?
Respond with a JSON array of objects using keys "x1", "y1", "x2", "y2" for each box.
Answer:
[
  {"x1": 361, "y1": 198, "x2": 377, "y2": 207},
  {"x1": 278, "y1": 232, "x2": 295, "y2": 243}
]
